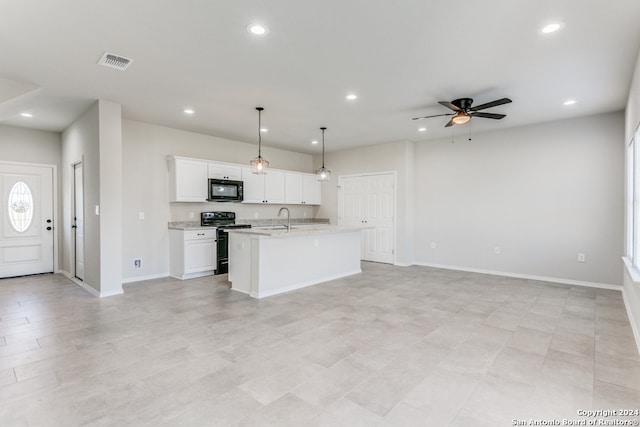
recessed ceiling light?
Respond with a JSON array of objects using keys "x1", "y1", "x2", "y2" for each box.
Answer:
[
  {"x1": 20, "y1": 112, "x2": 33, "y2": 118},
  {"x1": 563, "y1": 99, "x2": 577, "y2": 106},
  {"x1": 540, "y1": 21, "x2": 565, "y2": 34},
  {"x1": 311, "y1": 140, "x2": 319, "y2": 145},
  {"x1": 183, "y1": 108, "x2": 195, "y2": 115},
  {"x1": 418, "y1": 127, "x2": 427, "y2": 132},
  {"x1": 345, "y1": 94, "x2": 358, "y2": 101},
  {"x1": 260, "y1": 127, "x2": 268, "y2": 132},
  {"x1": 247, "y1": 24, "x2": 268, "y2": 35}
]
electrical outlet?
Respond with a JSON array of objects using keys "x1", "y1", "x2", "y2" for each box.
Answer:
[
  {"x1": 430, "y1": 242, "x2": 436, "y2": 249},
  {"x1": 578, "y1": 253, "x2": 586, "y2": 262},
  {"x1": 189, "y1": 212, "x2": 195, "y2": 219},
  {"x1": 254, "y1": 212, "x2": 259, "y2": 219},
  {"x1": 133, "y1": 259, "x2": 141, "y2": 269},
  {"x1": 139, "y1": 212, "x2": 145, "y2": 220},
  {"x1": 494, "y1": 246, "x2": 501, "y2": 255}
]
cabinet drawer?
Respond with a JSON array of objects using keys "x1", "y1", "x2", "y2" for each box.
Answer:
[{"x1": 183, "y1": 229, "x2": 217, "y2": 240}]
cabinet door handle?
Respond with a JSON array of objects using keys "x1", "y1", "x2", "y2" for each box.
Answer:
[{"x1": 197, "y1": 233, "x2": 205, "y2": 236}]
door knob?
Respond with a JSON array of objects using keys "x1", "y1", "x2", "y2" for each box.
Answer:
[
  {"x1": 46, "y1": 226, "x2": 52, "y2": 231},
  {"x1": 46, "y1": 219, "x2": 52, "y2": 223}
]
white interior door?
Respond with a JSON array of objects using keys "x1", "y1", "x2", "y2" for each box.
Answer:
[
  {"x1": 0, "y1": 163, "x2": 54, "y2": 278},
  {"x1": 73, "y1": 163, "x2": 84, "y2": 280},
  {"x1": 364, "y1": 174, "x2": 395, "y2": 263},
  {"x1": 338, "y1": 173, "x2": 395, "y2": 264}
]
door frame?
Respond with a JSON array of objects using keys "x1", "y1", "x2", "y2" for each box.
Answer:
[
  {"x1": 0, "y1": 160, "x2": 58, "y2": 275},
  {"x1": 338, "y1": 171, "x2": 397, "y2": 264},
  {"x1": 71, "y1": 161, "x2": 83, "y2": 281}
]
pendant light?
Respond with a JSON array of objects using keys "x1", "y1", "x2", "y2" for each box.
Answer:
[
  {"x1": 316, "y1": 127, "x2": 331, "y2": 182},
  {"x1": 250, "y1": 107, "x2": 269, "y2": 174}
]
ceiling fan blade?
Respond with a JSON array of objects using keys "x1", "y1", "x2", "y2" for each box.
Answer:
[
  {"x1": 412, "y1": 113, "x2": 454, "y2": 120},
  {"x1": 444, "y1": 117, "x2": 455, "y2": 127},
  {"x1": 470, "y1": 112, "x2": 506, "y2": 120},
  {"x1": 469, "y1": 98, "x2": 512, "y2": 111},
  {"x1": 438, "y1": 101, "x2": 461, "y2": 112}
]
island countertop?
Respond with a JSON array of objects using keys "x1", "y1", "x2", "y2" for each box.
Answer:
[{"x1": 228, "y1": 225, "x2": 368, "y2": 237}]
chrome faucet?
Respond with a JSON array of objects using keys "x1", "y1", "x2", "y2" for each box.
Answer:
[{"x1": 278, "y1": 207, "x2": 291, "y2": 231}]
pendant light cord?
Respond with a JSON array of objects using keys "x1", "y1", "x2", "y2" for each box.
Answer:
[
  {"x1": 321, "y1": 127, "x2": 326, "y2": 168},
  {"x1": 257, "y1": 107, "x2": 262, "y2": 158}
]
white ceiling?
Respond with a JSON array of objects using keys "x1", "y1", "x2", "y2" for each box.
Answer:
[{"x1": 1, "y1": 0, "x2": 639, "y2": 154}]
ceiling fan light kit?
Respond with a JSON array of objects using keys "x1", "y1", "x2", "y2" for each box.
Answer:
[
  {"x1": 412, "y1": 97, "x2": 512, "y2": 128},
  {"x1": 452, "y1": 112, "x2": 471, "y2": 125}
]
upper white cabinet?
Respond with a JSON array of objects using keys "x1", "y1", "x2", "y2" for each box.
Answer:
[
  {"x1": 167, "y1": 156, "x2": 208, "y2": 202},
  {"x1": 168, "y1": 155, "x2": 319, "y2": 205},
  {"x1": 208, "y1": 162, "x2": 242, "y2": 180},
  {"x1": 302, "y1": 173, "x2": 321, "y2": 205},
  {"x1": 285, "y1": 172, "x2": 321, "y2": 205},
  {"x1": 241, "y1": 167, "x2": 285, "y2": 204}
]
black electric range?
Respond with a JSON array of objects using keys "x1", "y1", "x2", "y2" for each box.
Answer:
[{"x1": 201, "y1": 212, "x2": 251, "y2": 275}]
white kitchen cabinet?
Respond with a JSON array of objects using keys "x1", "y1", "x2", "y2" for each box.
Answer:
[
  {"x1": 285, "y1": 172, "x2": 321, "y2": 205},
  {"x1": 241, "y1": 167, "x2": 285, "y2": 204},
  {"x1": 167, "y1": 156, "x2": 208, "y2": 202},
  {"x1": 302, "y1": 173, "x2": 321, "y2": 205},
  {"x1": 169, "y1": 229, "x2": 217, "y2": 279},
  {"x1": 208, "y1": 162, "x2": 242, "y2": 180}
]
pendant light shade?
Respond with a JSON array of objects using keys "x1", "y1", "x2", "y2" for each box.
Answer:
[
  {"x1": 250, "y1": 107, "x2": 269, "y2": 174},
  {"x1": 316, "y1": 127, "x2": 331, "y2": 182}
]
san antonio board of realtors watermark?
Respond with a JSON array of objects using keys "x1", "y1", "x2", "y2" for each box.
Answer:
[{"x1": 512, "y1": 409, "x2": 640, "y2": 426}]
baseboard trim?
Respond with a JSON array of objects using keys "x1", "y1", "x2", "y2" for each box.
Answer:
[
  {"x1": 122, "y1": 272, "x2": 170, "y2": 284},
  {"x1": 62, "y1": 273, "x2": 124, "y2": 298},
  {"x1": 622, "y1": 287, "x2": 640, "y2": 357},
  {"x1": 250, "y1": 269, "x2": 362, "y2": 299},
  {"x1": 99, "y1": 288, "x2": 124, "y2": 298},
  {"x1": 79, "y1": 281, "x2": 100, "y2": 297},
  {"x1": 394, "y1": 262, "x2": 413, "y2": 267},
  {"x1": 412, "y1": 262, "x2": 622, "y2": 291}
]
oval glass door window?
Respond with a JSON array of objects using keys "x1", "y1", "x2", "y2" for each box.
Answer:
[{"x1": 8, "y1": 181, "x2": 34, "y2": 232}]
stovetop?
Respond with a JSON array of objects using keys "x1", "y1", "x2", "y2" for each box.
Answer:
[{"x1": 201, "y1": 211, "x2": 251, "y2": 229}]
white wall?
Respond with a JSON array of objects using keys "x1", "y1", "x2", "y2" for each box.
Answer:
[
  {"x1": 623, "y1": 48, "x2": 640, "y2": 339},
  {"x1": 121, "y1": 119, "x2": 316, "y2": 282},
  {"x1": 0, "y1": 125, "x2": 62, "y2": 270},
  {"x1": 314, "y1": 140, "x2": 415, "y2": 266},
  {"x1": 61, "y1": 102, "x2": 101, "y2": 292},
  {"x1": 61, "y1": 100, "x2": 123, "y2": 296},
  {"x1": 0, "y1": 125, "x2": 61, "y2": 165},
  {"x1": 97, "y1": 100, "x2": 122, "y2": 296},
  {"x1": 414, "y1": 112, "x2": 624, "y2": 286}
]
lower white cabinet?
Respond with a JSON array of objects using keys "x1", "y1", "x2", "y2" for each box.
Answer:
[{"x1": 169, "y1": 229, "x2": 217, "y2": 279}]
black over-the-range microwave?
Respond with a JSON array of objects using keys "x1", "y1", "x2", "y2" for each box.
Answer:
[{"x1": 207, "y1": 179, "x2": 244, "y2": 202}]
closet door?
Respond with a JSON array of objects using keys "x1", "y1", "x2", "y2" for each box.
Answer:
[{"x1": 338, "y1": 173, "x2": 395, "y2": 264}]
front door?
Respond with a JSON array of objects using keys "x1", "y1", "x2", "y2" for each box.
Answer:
[{"x1": 0, "y1": 163, "x2": 54, "y2": 278}]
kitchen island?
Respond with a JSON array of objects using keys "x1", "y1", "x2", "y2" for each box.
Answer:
[{"x1": 228, "y1": 225, "x2": 363, "y2": 298}]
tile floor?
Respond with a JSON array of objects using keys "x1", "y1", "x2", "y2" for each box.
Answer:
[{"x1": 0, "y1": 263, "x2": 639, "y2": 426}]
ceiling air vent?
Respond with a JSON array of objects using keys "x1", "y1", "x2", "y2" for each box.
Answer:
[{"x1": 97, "y1": 52, "x2": 133, "y2": 71}]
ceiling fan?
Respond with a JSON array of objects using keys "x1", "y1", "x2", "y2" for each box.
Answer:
[{"x1": 412, "y1": 97, "x2": 512, "y2": 127}]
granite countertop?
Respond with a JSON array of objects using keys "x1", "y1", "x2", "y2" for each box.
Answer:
[
  {"x1": 229, "y1": 225, "x2": 368, "y2": 237},
  {"x1": 168, "y1": 218, "x2": 330, "y2": 230}
]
